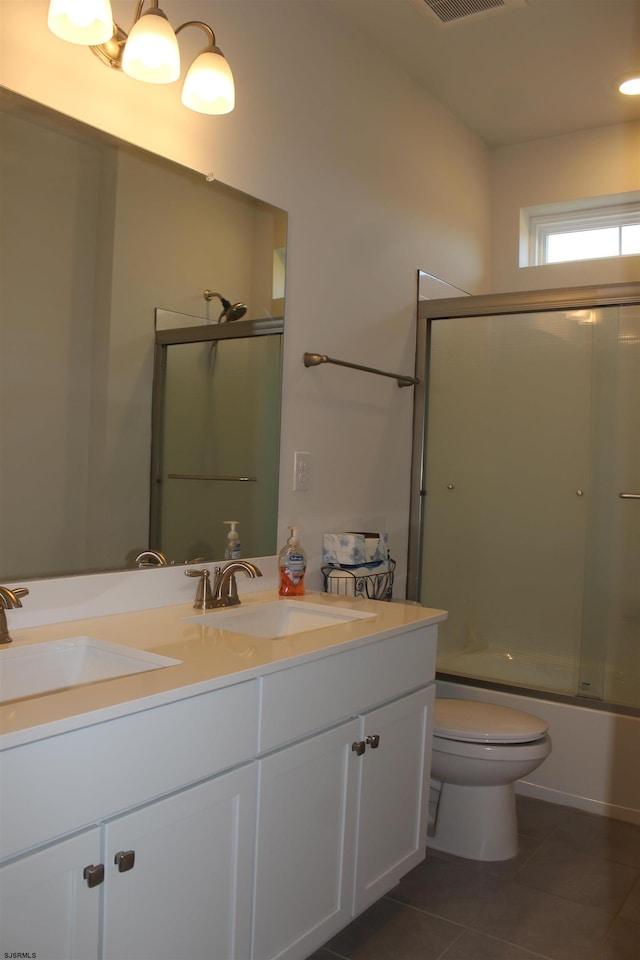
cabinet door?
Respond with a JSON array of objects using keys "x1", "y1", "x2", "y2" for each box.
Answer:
[
  {"x1": 101, "y1": 763, "x2": 255, "y2": 960},
  {"x1": 0, "y1": 828, "x2": 101, "y2": 960},
  {"x1": 252, "y1": 718, "x2": 360, "y2": 960},
  {"x1": 353, "y1": 685, "x2": 434, "y2": 915}
]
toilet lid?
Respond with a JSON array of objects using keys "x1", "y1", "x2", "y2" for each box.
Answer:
[{"x1": 434, "y1": 699, "x2": 549, "y2": 744}]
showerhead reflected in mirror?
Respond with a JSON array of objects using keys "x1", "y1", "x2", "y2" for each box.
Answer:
[
  {"x1": 203, "y1": 289, "x2": 249, "y2": 323},
  {"x1": 0, "y1": 87, "x2": 287, "y2": 582}
]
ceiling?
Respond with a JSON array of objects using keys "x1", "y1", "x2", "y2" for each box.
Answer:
[{"x1": 334, "y1": 0, "x2": 640, "y2": 146}]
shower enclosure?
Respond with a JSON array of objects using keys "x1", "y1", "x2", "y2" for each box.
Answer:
[{"x1": 408, "y1": 282, "x2": 640, "y2": 714}]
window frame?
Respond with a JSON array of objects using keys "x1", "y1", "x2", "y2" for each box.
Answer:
[{"x1": 521, "y1": 195, "x2": 640, "y2": 267}]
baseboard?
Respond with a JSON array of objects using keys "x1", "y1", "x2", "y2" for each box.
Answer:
[{"x1": 516, "y1": 779, "x2": 640, "y2": 826}]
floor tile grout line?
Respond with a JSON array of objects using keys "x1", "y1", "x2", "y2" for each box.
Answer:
[
  {"x1": 317, "y1": 948, "x2": 350, "y2": 960},
  {"x1": 431, "y1": 922, "x2": 468, "y2": 960},
  {"x1": 469, "y1": 875, "x2": 627, "y2": 927},
  {"x1": 438, "y1": 926, "x2": 561, "y2": 960},
  {"x1": 382, "y1": 892, "x2": 470, "y2": 931}
]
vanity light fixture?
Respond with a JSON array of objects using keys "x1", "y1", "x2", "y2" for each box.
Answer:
[
  {"x1": 618, "y1": 73, "x2": 640, "y2": 96},
  {"x1": 47, "y1": 0, "x2": 235, "y2": 114}
]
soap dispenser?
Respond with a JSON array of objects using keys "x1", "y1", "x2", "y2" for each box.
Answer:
[
  {"x1": 278, "y1": 526, "x2": 307, "y2": 596},
  {"x1": 224, "y1": 521, "x2": 241, "y2": 560}
]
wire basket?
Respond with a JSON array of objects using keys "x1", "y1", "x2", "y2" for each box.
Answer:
[{"x1": 321, "y1": 559, "x2": 395, "y2": 601}]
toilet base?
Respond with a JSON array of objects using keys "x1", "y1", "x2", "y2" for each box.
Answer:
[{"x1": 428, "y1": 781, "x2": 518, "y2": 861}]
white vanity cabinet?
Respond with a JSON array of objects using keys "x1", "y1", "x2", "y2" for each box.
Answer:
[
  {"x1": 101, "y1": 762, "x2": 256, "y2": 960},
  {"x1": 252, "y1": 718, "x2": 361, "y2": 960},
  {"x1": 0, "y1": 767, "x2": 255, "y2": 960},
  {"x1": 0, "y1": 828, "x2": 101, "y2": 960},
  {"x1": 0, "y1": 612, "x2": 440, "y2": 960},
  {"x1": 252, "y1": 625, "x2": 436, "y2": 960},
  {"x1": 352, "y1": 686, "x2": 433, "y2": 914},
  {"x1": 0, "y1": 680, "x2": 259, "y2": 960}
]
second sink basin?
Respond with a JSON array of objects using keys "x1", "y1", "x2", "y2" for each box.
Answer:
[
  {"x1": 0, "y1": 637, "x2": 182, "y2": 704},
  {"x1": 184, "y1": 599, "x2": 376, "y2": 638}
]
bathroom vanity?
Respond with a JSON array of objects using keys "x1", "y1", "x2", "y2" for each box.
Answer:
[{"x1": 0, "y1": 590, "x2": 445, "y2": 960}]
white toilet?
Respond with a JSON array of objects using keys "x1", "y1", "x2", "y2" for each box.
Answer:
[{"x1": 428, "y1": 698, "x2": 551, "y2": 861}]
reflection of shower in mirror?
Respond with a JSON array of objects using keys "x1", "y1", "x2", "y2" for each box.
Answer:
[{"x1": 203, "y1": 289, "x2": 248, "y2": 323}]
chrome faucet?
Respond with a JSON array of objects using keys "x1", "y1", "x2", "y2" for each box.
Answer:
[
  {"x1": 135, "y1": 549, "x2": 168, "y2": 568},
  {"x1": 0, "y1": 585, "x2": 29, "y2": 644}
]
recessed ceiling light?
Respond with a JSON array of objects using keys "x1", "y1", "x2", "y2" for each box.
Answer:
[{"x1": 618, "y1": 74, "x2": 640, "y2": 96}]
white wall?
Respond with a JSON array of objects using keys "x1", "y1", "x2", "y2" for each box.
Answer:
[
  {"x1": 491, "y1": 121, "x2": 640, "y2": 292},
  {"x1": 0, "y1": 0, "x2": 492, "y2": 594}
]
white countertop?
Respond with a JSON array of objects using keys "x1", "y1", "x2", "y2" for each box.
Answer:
[{"x1": 0, "y1": 591, "x2": 446, "y2": 749}]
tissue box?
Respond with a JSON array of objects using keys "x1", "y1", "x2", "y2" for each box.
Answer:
[{"x1": 323, "y1": 531, "x2": 389, "y2": 566}]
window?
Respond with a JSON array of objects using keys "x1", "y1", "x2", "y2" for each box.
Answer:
[{"x1": 521, "y1": 194, "x2": 640, "y2": 267}]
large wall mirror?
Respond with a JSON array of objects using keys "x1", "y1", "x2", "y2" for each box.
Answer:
[{"x1": 0, "y1": 87, "x2": 287, "y2": 582}]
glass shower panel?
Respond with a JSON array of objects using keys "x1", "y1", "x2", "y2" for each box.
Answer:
[
  {"x1": 578, "y1": 305, "x2": 640, "y2": 708},
  {"x1": 154, "y1": 334, "x2": 282, "y2": 563},
  {"x1": 421, "y1": 309, "x2": 593, "y2": 696}
]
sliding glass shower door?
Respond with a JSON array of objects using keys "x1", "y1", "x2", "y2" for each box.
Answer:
[
  {"x1": 578, "y1": 304, "x2": 639, "y2": 707},
  {"x1": 413, "y1": 288, "x2": 639, "y2": 711}
]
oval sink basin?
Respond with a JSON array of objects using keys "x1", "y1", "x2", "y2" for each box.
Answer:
[
  {"x1": 0, "y1": 637, "x2": 181, "y2": 704},
  {"x1": 184, "y1": 599, "x2": 376, "y2": 639}
]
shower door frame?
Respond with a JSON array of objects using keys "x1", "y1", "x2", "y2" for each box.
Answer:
[{"x1": 407, "y1": 280, "x2": 640, "y2": 602}]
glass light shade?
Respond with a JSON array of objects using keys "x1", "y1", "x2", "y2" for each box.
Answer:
[
  {"x1": 181, "y1": 49, "x2": 235, "y2": 115},
  {"x1": 48, "y1": 0, "x2": 114, "y2": 46},
  {"x1": 122, "y1": 10, "x2": 180, "y2": 84},
  {"x1": 619, "y1": 75, "x2": 640, "y2": 96}
]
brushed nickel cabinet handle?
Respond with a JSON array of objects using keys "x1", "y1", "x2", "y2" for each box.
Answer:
[
  {"x1": 114, "y1": 850, "x2": 136, "y2": 872},
  {"x1": 83, "y1": 864, "x2": 105, "y2": 888}
]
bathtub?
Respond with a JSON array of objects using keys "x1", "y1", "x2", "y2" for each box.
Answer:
[
  {"x1": 437, "y1": 644, "x2": 640, "y2": 709},
  {"x1": 436, "y1": 679, "x2": 640, "y2": 826}
]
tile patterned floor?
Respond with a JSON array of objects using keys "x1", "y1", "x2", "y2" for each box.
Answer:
[{"x1": 308, "y1": 796, "x2": 640, "y2": 960}]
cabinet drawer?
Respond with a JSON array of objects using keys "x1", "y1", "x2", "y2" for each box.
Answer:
[
  {"x1": 259, "y1": 626, "x2": 436, "y2": 751},
  {"x1": 1, "y1": 680, "x2": 258, "y2": 861}
]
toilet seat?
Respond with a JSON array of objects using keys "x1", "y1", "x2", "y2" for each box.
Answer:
[{"x1": 434, "y1": 699, "x2": 549, "y2": 744}]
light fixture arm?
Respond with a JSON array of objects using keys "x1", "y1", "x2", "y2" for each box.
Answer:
[
  {"x1": 90, "y1": 0, "x2": 148, "y2": 70},
  {"x1": 91, "y1": 5, "x2": 218, "y2": 70},
  {"x1": 175, "y1": 21, "x2": 217, "y2": 49}
]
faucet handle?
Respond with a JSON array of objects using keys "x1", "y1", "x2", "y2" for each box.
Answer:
[{"x1": 185, "y1": 568, "x2": 214, "y2": 610}]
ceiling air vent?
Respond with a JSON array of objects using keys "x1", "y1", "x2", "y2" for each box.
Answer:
[{"x1": 422, "y1": 0, "x2": 526, "y2": 26}]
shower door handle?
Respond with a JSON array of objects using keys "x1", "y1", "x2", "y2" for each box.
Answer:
[{"x1": 619, "y1": 492, "x2": 640, "y2": 499}]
